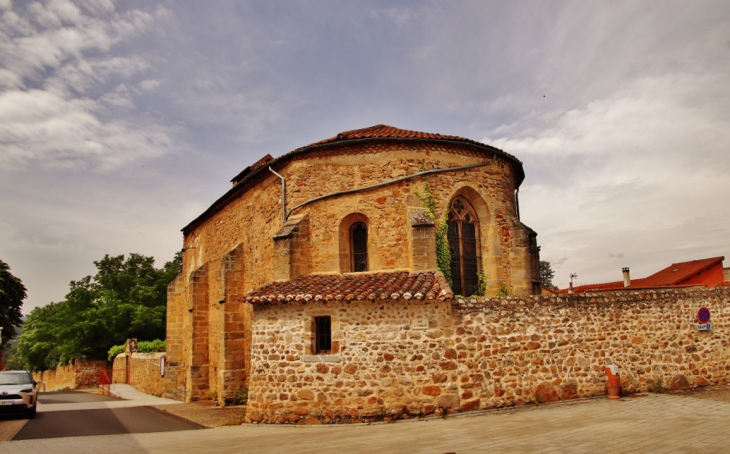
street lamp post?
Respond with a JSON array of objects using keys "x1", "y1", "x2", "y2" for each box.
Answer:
[{"x1": 0, "y1": 326, "x2": 4, "y2": 371}]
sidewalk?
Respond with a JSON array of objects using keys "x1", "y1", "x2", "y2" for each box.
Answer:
[
  {"x1": 38, "y1": 385, "x2": 183, "y2": 413},
  {"x1": 3, "y1": 392, "x2": 730, "y2": 453}
]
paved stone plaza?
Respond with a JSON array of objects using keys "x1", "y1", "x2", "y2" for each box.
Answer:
[{"x1": 2, "y1": 392, "x2": 730, "y2": 453}]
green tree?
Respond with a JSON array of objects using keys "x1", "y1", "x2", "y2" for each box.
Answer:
[
  {"x1": 16, "y1": 303, "x2": 62, "y2": 371},
  {"x1": 17, "y1": 253, "x2": 180, "y2": 372},
  {"x1": 0, "y1": 259, "x2": 26, "y2": 348},
  {"x1": 2, "y1": 320, "x2": 24, "y2": 370},
  {"x1": 540, "y1": 261, "x2": 558, "y2": 290}
]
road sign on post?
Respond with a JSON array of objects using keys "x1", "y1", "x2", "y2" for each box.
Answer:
[{"x1": 697, "y1": 307, "x2": 711, "y2": 324}]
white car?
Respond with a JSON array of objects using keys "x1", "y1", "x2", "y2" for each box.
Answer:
[{"x1": 0, "y1": 371, "x2": 38, "y2": 418}]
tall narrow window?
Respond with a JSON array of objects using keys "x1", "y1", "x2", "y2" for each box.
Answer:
[
  {"x1": 351, "y1": 222, "x2": 368, "y2": 272},
  {"x1": 447, "y1": 197, "x2": 480, "y2": 296},
  {"x1": 314, "y1": 316, "x2": 331, "y2": 354}
]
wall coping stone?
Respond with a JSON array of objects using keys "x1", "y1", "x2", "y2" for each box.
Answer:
[{"x1": 452, "y1": 286, "x2": 730, "y2": 313}]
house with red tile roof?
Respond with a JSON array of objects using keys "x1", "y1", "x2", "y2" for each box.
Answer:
[
  {"x1": 163, "y1": 125, "x2": 542, "y2": 416},
  {"x1": 558, "y1": 256, "x2": 727, "y2": 294}
]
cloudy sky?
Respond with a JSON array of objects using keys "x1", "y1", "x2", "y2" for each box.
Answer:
[{"x1": 2, "y1": 0, "x2": 729, "y2": 313}]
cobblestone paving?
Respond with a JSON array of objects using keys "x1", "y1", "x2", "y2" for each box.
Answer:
[
  {"x1": 2, "y1": 391, "x2": 730, "y2": 453},
  {"x1": 0, "y1": 418, "x2": 25, "y2": 442}
]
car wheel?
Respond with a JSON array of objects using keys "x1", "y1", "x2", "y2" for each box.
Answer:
[{"x1": 27, "y1": 405, "x2": 36, "y2": 419}]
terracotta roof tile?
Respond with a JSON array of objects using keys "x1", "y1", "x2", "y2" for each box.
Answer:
[
  {"x1": 639, "y1": 257, "x2": 723, "y2": 287},
  {"x1": 230, "y1": 154, "x2": 274, "y2": 185},
  {"x1": 558, "y1": 256, "x2": 725, "y2": 293},
  {"x1": 245, "y1": 271, "x2": 453, "y2": 304},
  {"x1": 303, "y1": 124, "x2": 492, "y2": 149}
]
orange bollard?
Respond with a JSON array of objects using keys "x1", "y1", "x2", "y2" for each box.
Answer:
[{"x1": 605, "y1": 365, "x2": 620, "y2": 400}]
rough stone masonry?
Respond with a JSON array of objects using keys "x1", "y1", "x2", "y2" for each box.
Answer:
[{"x1": 245, "y1": 287, "x2": 730, "y2": 424}]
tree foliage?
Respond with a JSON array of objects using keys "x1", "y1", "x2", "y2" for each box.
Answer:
[
  {"x1": 17, "y1": 253, "x2": 181, "y2": 372},
  {"x1": 0, "y1": 259, "x2": 26, "y2": 348},
  {"x1": 540, "y1": 260, "x2": 558, "y2": 290},
  {"x1": 2, "y1": 321, "x2": 24, "y2": 370}
]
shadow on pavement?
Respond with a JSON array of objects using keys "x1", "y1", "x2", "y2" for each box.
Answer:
[{"x1": 13, "y1": 406, "x2": 205, "y2": 440}]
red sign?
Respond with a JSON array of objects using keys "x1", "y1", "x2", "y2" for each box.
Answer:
[{"x1": 697, "y1": 307, "x2": 711, "y2": 324}]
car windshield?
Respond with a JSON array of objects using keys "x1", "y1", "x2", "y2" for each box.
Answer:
[{"x1": 0, "y1": 372, "x2": 33, "y2": 385}]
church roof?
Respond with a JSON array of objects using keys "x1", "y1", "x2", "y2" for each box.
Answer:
[
  {"x1": 305, "y1": 124, "x2": 496, "y2": 149},
  {"x1": 244, "y1": 270, "x2": 453, "y2": 304},
  {"x1": 183, "y1": 124, "x2": 522, "y2": 234}
]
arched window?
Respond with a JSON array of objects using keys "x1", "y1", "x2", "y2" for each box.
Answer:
[
  {"x1": 448, "y1": 197, "x2": 480, "y2": 296},
  {"x1": 350, "y1": 222, "x2": 368, "y2": 272}
]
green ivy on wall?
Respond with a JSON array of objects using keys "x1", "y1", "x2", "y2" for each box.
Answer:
[
  {"x1": 415, "y1": 163, "x2": 452, "y2": 286},
  {"x1": 475, "y1": 270, "x2": 487, "y2": 297}
]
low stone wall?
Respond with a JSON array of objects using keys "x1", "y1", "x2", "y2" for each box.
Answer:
[
  {"x1": 33, "y1": 359, "x2": 108, "y2": 392},
  {"x1": 112, "y1": 352, "x2": 167, "y2": 396},
  {"x1": 245, "y1": 287, "x2": 730, "y2": 424}
]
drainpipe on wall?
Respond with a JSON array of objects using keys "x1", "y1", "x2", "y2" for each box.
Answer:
[
  {"x1": 268, "y1": 167, "x2": 286, "y2": 227},
  {"x1": 622, "y1": 267, "x2": 631, "y2": 287}
]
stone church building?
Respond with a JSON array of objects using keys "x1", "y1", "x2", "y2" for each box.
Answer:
[{"x1": 164, "y1": 125, "x2": 543, "y2": 422}]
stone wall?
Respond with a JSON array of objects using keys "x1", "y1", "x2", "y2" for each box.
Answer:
[
  {"x1": 33, "y1": 359, "x2": 107, "y2": 392},
  {"x1": 112, "y1": 352, "x2": 167, "y2": 396},
  {"x1": 245, "y1": 287, "x2": 730, "y2": 424}
]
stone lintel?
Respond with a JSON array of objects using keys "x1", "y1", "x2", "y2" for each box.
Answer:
[{"x1": 301, "y1": 355, "x2": 341, "y2": 363}]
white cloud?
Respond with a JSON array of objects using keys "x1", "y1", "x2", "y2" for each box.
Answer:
[
  {"x1": 499, "y1": 67, "x2": 730, "y2": 287},
  {"x1": 0, "y1": 85, "x2": 175, "y2": 170},
  {"x1": 0, "y1": 1, "x2": 174, "y2": 171},
  {"x1": 138, "y1": 78, "x2": 160, "y2": 91},
  {"x1": 368, "y1": 5, "x2": 431, "y2": 28}
]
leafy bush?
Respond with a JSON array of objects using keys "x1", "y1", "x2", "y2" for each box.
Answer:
[
  {"x1": 107, "y1": 339, "x2": 165, "y2": 362},
  {"x1": 497, "y1": 283, "x2": 510, "y2": 296},
  {"x1": 108, "y1": 344, "x2": 126, "y2": 362},
  {"x1": 138, "y1": 339, "x2": 166, "y2": 353},
  {"x1": 473, "y1": 270, "x2": 486, "y2": 297},
  {"x1": 225, "y1": 388, "x2": 248, "y2": 406},
  {"x1": 649, "y1": 377, "x2": 667, "y2": 394}
]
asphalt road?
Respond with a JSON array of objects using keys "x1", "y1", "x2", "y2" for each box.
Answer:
[
  {"x1": 37, "y1": 390, "x2": 119, "y2": 405},
  {"x1": 3, "y1": 390, "x2": 203, "y2": 441}
]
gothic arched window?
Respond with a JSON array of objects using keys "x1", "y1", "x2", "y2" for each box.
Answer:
[
  {"x1": 447, "y1": 197, "x2": 480, "y2": 296},
  {"x1": 350, "y1": 222, "x2": 368, "y2": 272}
]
